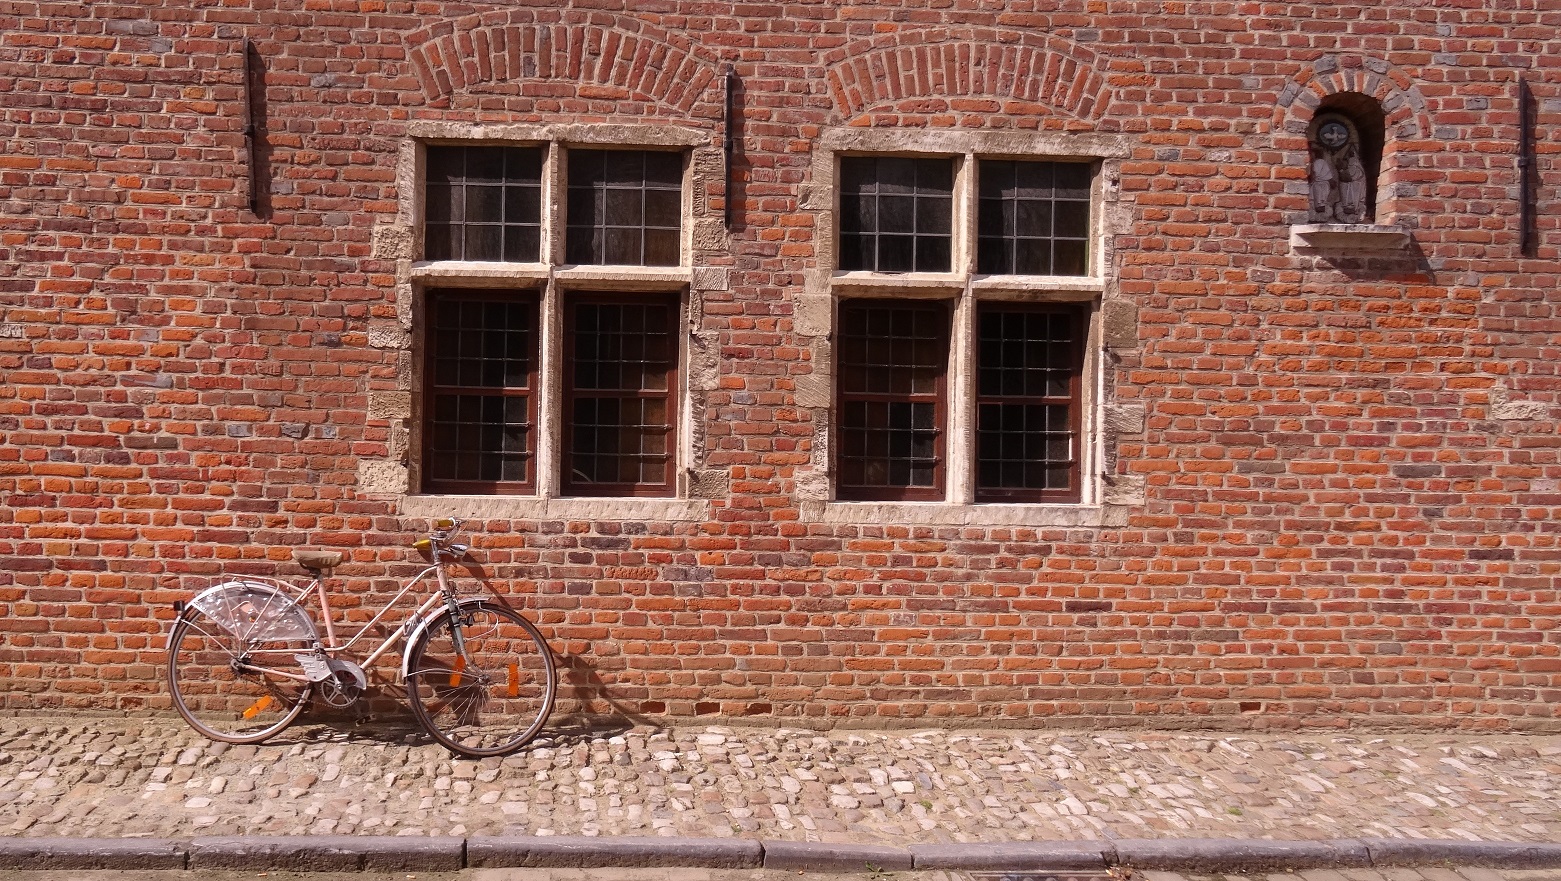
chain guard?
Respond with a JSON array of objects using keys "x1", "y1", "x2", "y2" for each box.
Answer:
[{"x1": 317, "y1": 658, "x2": 368, "y2": 708}]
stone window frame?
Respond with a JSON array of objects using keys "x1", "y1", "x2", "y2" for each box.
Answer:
[
  {"x1": 382, "y1": 122, "x2": 719, "y2": 522},
  {"x1": 794, "y1": 128, "x2": 1139, "y2": 528}
]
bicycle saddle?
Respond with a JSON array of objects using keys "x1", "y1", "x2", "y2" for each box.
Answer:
[{"x1": 293, "y1": 550, "x2": 344, "y2": 572}]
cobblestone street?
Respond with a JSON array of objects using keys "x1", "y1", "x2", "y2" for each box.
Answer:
[{"x1": 1, "y1": 715, "x2": 1557, "y2": 843}]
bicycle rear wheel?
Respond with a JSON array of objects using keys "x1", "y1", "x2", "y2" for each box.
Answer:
[
  {"x1": 167, "y1": 608, "x2": 313, "y2": 743},
  {"x1": 405, "y1": 600, "x2": 556, "y2": 758}
]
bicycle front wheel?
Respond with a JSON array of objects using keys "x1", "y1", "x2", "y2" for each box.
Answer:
[
  {"x1": 405, "y1": 600, "x2": 556, "y2": 758},
  {"x1": 167, "y1": 608, "x2": 313, "y2": 743}
]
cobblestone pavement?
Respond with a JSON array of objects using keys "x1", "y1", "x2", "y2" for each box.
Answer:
[{"x1": 1, "y1": 714, "x2": 1558, "y2": 843}]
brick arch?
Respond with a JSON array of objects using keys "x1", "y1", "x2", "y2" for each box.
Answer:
[
  {"x1": 404, "y1": 12, "x2": 723, "y2": 115},
  {"x1": 1273, "y1": 55, "x2": 1432, "y2": 225},
  {"x1": 822, "y1": 30, "x2": 1110, "y2": 123}
]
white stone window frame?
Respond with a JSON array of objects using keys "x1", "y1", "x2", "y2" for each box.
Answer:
[
  {"x1": 390, "y1": 123, "x2": 717, "y2": 522},
  {"x1": 796, "y1": 129, "x2": 1137, "y2": 528}
]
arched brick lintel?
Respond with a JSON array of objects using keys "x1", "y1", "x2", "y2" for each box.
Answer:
[
  {"x1": 1272, "y1": 54, "x2": 1432, "y2": 142},
  {"x1": 823, "y1": 30, "x2": 1111, "y2": 123},
  {"x1": 405, "y1": 14, "x2": 723, "y2": 115}
]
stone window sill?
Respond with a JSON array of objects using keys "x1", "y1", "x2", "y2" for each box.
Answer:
[
  {"x1": 800, "y1": 500, "x2": 1128, "y2": 528},
  {"x1": 1290, "y1": 223, "x2": 1411, "y2": 252},
  {"x1": 403, "y1": 494, "x2": 709, "y2": 522}
]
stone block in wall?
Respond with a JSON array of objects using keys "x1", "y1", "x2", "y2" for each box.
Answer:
[
  {"x1": 794, "y1": 294, "x2": 832, "y2": 337},
  {"x1": 1102, "y1": 300, "x2": 1139, "y2": 349},
  {"x1": 358, "y1": 460, "x2": 408, "y2": 495},
  {"x1": 688, "y1": 469, "x2": 728, "y2": 499},
  {"x1": 1104, "y1": 403, "x2": 1146, "y2": 435},
  {"x1": 1102, "y1": 473, "x2": 1146, "y2": 507},
  {"x1": 368, "y1": 391, "x2": 411, "y2": 420}
]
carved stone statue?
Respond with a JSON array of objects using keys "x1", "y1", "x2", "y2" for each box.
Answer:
[{"x1": 1308, "y1": 113, "x2": 1370, "y2": 223}]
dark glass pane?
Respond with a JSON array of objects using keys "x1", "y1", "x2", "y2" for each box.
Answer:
[
  {"x1": 1014, "y1": 240, "x2": 1052, "y2": 275},
  {"x1": 644, "y1": 229, "x2": 679, "y2": 266},
  {"x1": 604, "y1": 227, "x2": 641, "y2": 264},
  {"x1": 918, "y1": 196, "x2": 952, "y2": 235},
  {"x1": 878, "y1": 195, "x2": 915, "y2": 235},
  {"x1": 1053, "y1": 239, "x2": 1087, "y2": 275},
  {"x1": 425, "y1": 223, "x2": 456, "y2": 262},
  {"x1": 605, "y1": 188, "x2": 642, "y2": 226},
  {"x1": 916, "y1": 235, "x2": 950, "y2": 273},
  {"x1": 643, "y1": 150, "x2": 683, "y2": 185},
  {"x1": 877, "y1": 234, "x2": 914, "y2": 272},
  {"x1": 504, "y1": 185, "x2": 540, "y2": 226},
  {"x1": 466, "y1": 185, "x2": 502, "y2": 223},
  {"x1": 1054, "y1": 200, "x2": 1089, "y2": 238},
  {"x1": 977, "y1": 235, "x2": 1008, "y2": 275},
  {"x1": 427, "y1": 148, "x2": 463, "y2": 182},
  {"x1": 645, "y1": 189, "x2": 680, "y2": 227},
  {"x1": 425, "y1": 183, "x2": 455, "y2": 223},
  {"x1": 503, "y1": 226, "x2": 540, "y2": 263},
  {"x1": 465, "y1": 147, "x2": 505, "y2": 182},
  {"x1": 463, "y1": 225, "x2": 501, "y2": 261}
]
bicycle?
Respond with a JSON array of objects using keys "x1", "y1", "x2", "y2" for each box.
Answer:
[{"x1": 165, "y1": 518, "x2": 556, "y2": 758}]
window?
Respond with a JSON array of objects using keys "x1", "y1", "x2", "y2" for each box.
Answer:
[
  {"x1": 424, "y1": 145, "x2": 543, "y2": 262},
  {"x1": 974, "y1": 304, "x2": 1084, "y2": 502},
  {"x1": 563, "y1": 295, "x2": 678, "y2": 496},
  {"x1": 415, "y1": 140, "x2": 689, "y2": 499},
  {"x1": 838, "y1": 156, "x2": 954, "y2": 273},
  {"x1": 836, "y1": 302, "x2": 948, "y2": 500},
  {"x1": 829, "y1": 148, "x2": 1099, "y2": 506},
  {"x1": 566, "y1": 150, "x2": 683, "y2": 266},
  {"x1": 978, "y1": 160, "x2": 1090, "y2": 276},
  {"x1": 424, "y1": 291, "x2": 539, "y2": 493}
]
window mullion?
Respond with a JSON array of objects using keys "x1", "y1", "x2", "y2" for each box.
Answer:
[
  {"x1": 536, "y1": 276, "x2": 561, "y2": 499},
  {"x1": 948, "y1": 284, "x2": 976, "y2": 506}
]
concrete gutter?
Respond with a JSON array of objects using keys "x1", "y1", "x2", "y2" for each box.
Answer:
[{"x1": 2, "y1": 836, "x2": 1561, "y2": 873}]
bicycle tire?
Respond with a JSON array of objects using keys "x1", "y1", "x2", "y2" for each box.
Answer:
[
  {"x1": 405, "y1": 599, "x2": 556, "y2": 758},
  {"x1": 166, "y1": 607, "x2": 313, "y2": 743}
]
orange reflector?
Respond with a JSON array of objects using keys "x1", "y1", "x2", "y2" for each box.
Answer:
[
  {"x1": 242, "y1": 695, "x2": 273, "y2": 719},
  {"x1": 508, "y1": 663, "x2": 519, "y2": 697},
  {"x1": 450, "y1": 656, "x2": 464, "y2": 688}
]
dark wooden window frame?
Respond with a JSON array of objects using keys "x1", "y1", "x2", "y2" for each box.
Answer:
[
  {"x1": 561, "y1": 291, "x2": 681, "y2": 498},
  {"x1": 834, "y1": 299, "x2": 951, "y2": 502},
  {"x1": 973, "y1": 301, "x2": 1086, "y2": 504},
  {"x1": 421, "y1": 288, "x2": 542, "y2": 495}
]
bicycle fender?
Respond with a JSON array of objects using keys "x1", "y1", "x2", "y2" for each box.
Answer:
[
  {"x1": 185, "y1": 580, "x2": 319, "y2": 644},
  {"x1": 400, "y1": 597, "x2": 487, "y2": 682}
]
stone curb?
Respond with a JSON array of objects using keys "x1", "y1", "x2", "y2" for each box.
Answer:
[
  {"x1": 187, "y1": 835, "x2": 465, "y2": 871},
  {"x1": 910, "y1": 840, "x2": 1112, "y2": 870},
  {"x1": 1363, "y1": 839, "x2": 1561, "y2": 869},
  {"x1": 3, "y1": 836, "x2": 1561, "y2": 872},
  {"x1": 467, "y1": 835, "x2": 761, "y2": 869},
  {"x1": 764, "y1": 840, "x2": 914, "y2": 872},
  {"x1": 0, "y1": 838, "x2": 186, "y2": 870},
  {"x1": 1112, "y1": 837, "x2": 1372, "y2": 873}
]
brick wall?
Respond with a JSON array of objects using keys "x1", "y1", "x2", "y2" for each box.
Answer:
[{"x1": 2, "y1": 0, "x2": 1560, "y2": 729}]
